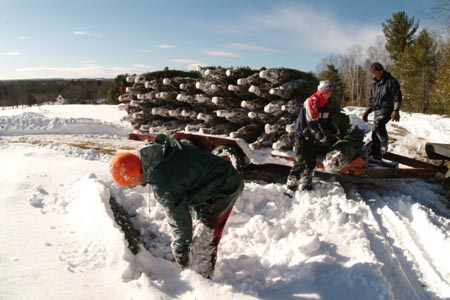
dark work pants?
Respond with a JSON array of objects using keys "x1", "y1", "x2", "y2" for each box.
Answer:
[
  {"x1": 371, "y1": 111, "x2": 391, "y2": 159},
  {"x1": 288, "y1": 135, "x2": 325, "y2": 183}
]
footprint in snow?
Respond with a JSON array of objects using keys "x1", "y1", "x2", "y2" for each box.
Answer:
[{"x1": 28, "y1": 186, "x2": 49, "y2": 208}]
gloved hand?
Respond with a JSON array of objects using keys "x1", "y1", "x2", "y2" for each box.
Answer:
[
  {"x1": 174, "y1": 251, "x2": 189, "y2": 269},
  {"x1": 334, "y1": 127, "x2": 341, "y2": 138},
  {"x1": 391, "y1": 110, "x2": 400, "y2": 122},
  {"x1": 362, "y1": 110, "x2": 369, "y2": 122},
  {"x1": 319, "y1": 133, "x2": 337, "y2": 147},
  {"x1": 328, "y1": 133, "x2": 337, "y2": 147}
]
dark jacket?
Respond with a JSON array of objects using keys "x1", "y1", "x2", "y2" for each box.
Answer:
[
  {"x1": 140, "y1": 134, "x2": 243, "y2": 256},
  {"x1": 367, "y1": 72, "x2": 402, "y2": 115},
  {"x1": 295, "y1": 91, "x2": 338, "y2": 145}
]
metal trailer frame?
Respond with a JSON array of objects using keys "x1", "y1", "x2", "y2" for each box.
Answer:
[{"x1": 128, "y1": 131, "x2": 449, "y2": 181}]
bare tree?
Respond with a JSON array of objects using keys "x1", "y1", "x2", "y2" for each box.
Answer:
[
  {"x1": 341, "y1": 45, "x2": 365, "y2": 106},
  {"x1": 366, "y1": 35, "x2": 393, "y2": 67}
]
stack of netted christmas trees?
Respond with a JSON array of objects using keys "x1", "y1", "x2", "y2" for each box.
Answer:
[{"x1": 120, "y1": 66, "x2": 348, "y2": 151}]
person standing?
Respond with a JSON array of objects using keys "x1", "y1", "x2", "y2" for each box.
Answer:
[
  {"x1": 109, "y1": 134, "x2": 244, "y2": 279},
  {"x1": 362, "y1": 62, "x2": 402, "y2": 159},
  {"x1": 286, "y1": 80, "x2": 339, "y2": 193}
]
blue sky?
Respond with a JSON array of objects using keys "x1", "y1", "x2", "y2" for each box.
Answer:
[{"x1": 0, "y1": 0, "x2": 432, "y2": 80}]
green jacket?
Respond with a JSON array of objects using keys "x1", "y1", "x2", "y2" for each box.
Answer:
[{"x1": 140, "y1": 134, "x2": 244, "y2": 255}]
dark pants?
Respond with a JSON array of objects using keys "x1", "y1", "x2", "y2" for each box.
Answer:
[
  {"x1": 371, "y1": 111, "x2": 391, "y2": 159},
  {"x1": 288, "y1": 135, "x2": 328, "y2": 188}
]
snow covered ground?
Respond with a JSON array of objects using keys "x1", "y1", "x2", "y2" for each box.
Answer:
[{"x1": 0, "y1": 104, "x2": 449, "y2": 300}]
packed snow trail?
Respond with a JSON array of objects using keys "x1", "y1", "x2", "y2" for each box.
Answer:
[{"x1": 343, "y1": 179, "x2": 450, "y2": 300}]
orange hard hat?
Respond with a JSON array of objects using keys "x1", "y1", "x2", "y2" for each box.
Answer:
[{"x1": 109, "y1": 152, "x2": 142, "y2": 187}]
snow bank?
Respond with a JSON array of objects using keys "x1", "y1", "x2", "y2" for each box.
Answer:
[{"x1": 0, "y1": 111, "x2": 131, "y2": 136}]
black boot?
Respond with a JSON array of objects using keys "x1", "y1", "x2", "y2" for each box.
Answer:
[{"x1": 299, "y1": 175, "x2": 312, "y2": 191}]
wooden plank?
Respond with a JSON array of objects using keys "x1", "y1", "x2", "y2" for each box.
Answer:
[
  {"x1": 383, "y1": 152, "x2": 438, "y2": 168},
  {"x1": 362, "y1": 167, "x2": 442, "y2": 179},
  {"x1": 128, "y1": 132, "x2": 156, "y2": 142}
]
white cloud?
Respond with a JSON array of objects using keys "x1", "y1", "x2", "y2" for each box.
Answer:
[
  {"x1": 73, "y1": 31, "x2": 88, "y2": 36},
  {"x1": 130, "y1": 64, "x2": 149, "y2": 69},
  {"x1": 18, "y1": 36, "x2": 29, "y2": 40},
  {"x1": 229, "y1": 42, "x2": 277, "y2": 52},
  {"x1": 244, "y1": 5, "x2": 381, "y2": 54},
  {"x1": 171, "y1": 58, "x2": 201, "y2": 64},
  {"x1": 16, "y1": 64, "x2": 151, "y2": 78},
  {"x1": 204, "y1": 50, "x2": 239, "y2": 57},
  {"x1": 157, "y1": 44, "x2": 176, "y2": 49},
  {"x1": 3, "y1": 52, "x2": 21, "y2": 56}
]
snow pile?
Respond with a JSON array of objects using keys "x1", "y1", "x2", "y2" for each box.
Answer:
[
  {"x1": 0, "y1": 104, "x2": 449, "y2": 300},
  {"x1": 0, "y1": 111, "x2": 131, "y2": 136}
]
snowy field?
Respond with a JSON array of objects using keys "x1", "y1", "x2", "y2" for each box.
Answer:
[{"x1": 1, "y1": 104, "x2": 449, "y2": 300}]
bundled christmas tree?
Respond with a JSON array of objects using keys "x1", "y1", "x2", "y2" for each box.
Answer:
[{"x1": 119, "y1": 66, "x2": 350, "y2": 151}]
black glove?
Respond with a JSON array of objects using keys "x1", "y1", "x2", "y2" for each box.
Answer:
[
  {"x1": 362, "y1": 110, "x2": 369, "y2": 122},
  {"x1": 334, "y1": 128, "x2": 341, "y2": 138},
  {"x1": 318, "y1": 133, "x2": 337, "y2": 147},
  {"x1": 328, "y1": 133, "x2": 337, "y2": 147},
  {"x1": 174, "y1": 251, "x2": 189, "y2": 269}
]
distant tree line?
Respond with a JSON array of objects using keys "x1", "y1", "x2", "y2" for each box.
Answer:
[
  {"x1": 317, "y1": 4, "x2": 450, "y2": 115},
  {"x1": 0, "y1": 79, "x2": 113, "y2": 107}
]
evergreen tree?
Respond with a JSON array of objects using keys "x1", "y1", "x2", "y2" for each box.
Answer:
[
  {"x1": 382, "y1": 11, "x2": 419, "y2": 63},
  {"x1": 382, "y1": 11, "x2": 420, "y2": 112},
  {"x1": 403, "y1": 29, "x2": 438, "y2": 113},
  {"x1": 318, "y1": 64, "x2": 344, "y2": 108},
  {"x1": 107, "y1": 74, "x2": 129, "y2": 104}
]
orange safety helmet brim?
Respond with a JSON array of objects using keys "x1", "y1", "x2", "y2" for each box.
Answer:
[{"x1": 109, "y1": 152, "x2": 142, "y2": 187}]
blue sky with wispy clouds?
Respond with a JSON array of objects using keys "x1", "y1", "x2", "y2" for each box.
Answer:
[{"x1": 0, "y1": 0, "x2": 431, "y2": 79}]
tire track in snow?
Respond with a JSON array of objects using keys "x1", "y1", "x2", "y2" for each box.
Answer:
[
  {"x1": 365, "y1": 198, "x2": 433, "y2": 300},
  {"x1": 343, "y1": 182, "x2": 445, "y2": 300}
]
